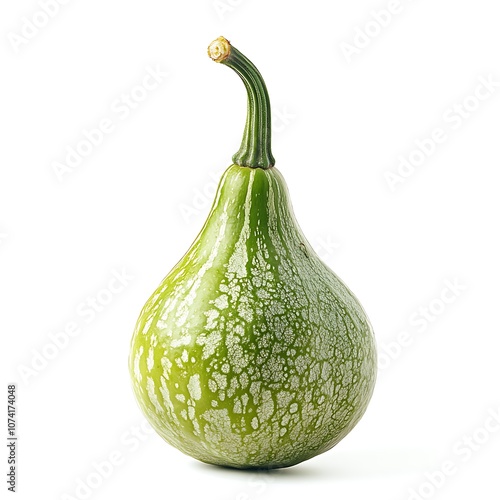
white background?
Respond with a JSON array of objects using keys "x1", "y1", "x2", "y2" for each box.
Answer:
[{"x1": 1, "y1": 1, "x2": 500, "y2": 499}]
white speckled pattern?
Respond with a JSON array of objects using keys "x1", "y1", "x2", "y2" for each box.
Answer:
[{"x1": 129, "y1": 165, "x2": 377, "y2": 469}]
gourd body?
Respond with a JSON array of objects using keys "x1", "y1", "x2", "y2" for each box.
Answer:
[{"x1": 129, "y1": 165, "x2": 377, "y2": 469}]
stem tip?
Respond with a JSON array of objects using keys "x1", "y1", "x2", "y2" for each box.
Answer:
[{"x1": 208, "y1": 37, "x2": 231, "y2": 63}]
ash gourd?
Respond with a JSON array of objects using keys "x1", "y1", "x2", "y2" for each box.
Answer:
[{"x1": 129, "y1": 36, "x2": 377, "y2": 469}]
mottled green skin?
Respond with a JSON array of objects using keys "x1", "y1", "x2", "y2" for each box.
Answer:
[{"x1": 129, "y1": 165, "x2": 376, "y2": 469}]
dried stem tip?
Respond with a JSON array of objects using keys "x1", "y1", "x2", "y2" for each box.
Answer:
[{"x1": 208, "y1": 37, "x2": 231, "y2": 63}]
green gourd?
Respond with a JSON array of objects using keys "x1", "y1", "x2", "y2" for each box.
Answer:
[{"x1": 129, "y1": 37, "x2": 377, "y2": 469}]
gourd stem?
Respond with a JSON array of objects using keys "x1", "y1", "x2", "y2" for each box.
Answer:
[{"x1": 208, "y1": 37, "x2": 275, "y2": 169}]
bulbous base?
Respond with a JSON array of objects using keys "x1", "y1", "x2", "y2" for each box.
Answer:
[{"x1": 129, "y1": 165, "x2": 377, "y2": 468}]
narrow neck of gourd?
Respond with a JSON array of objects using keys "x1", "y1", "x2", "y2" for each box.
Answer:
[{"x1": 220, "y1": 46, "x2": 275, "y2": 169}]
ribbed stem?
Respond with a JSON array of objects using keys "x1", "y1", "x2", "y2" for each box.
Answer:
[{"x1": 208, "y1": 37, "x2": 275, "y2": 169}]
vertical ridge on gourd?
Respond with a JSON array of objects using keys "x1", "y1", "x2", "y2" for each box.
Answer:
[{"x1": 129, "y1": 37, "x2": 377, "y2": 469}]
